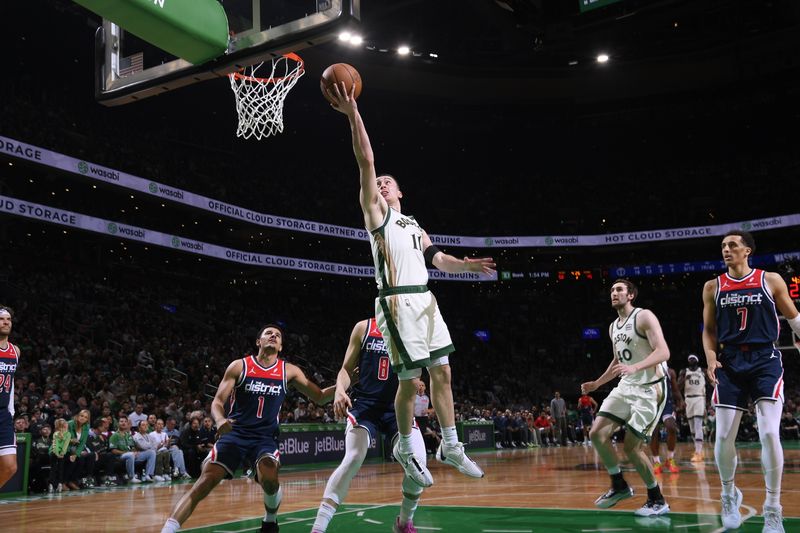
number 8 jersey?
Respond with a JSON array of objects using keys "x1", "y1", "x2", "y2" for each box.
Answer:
[
  {"x1": 610, "y1": 308, "x2": 663, "y2": 386},
  {"x1": 715, "y1": 268, "x2": 779, "y2": 345},
  {"x1": 351, "y1": 318, "x2": 398, "y2": 406}
]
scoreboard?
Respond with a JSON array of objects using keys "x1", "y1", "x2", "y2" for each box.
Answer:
[{"x1": 790, "y1": 275, "x2": 800, "y2": 302}]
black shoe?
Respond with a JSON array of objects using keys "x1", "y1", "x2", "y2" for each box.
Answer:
[
  {"x1": 594, "y1": 485, "x2": 634, "y2": 508},
  {"x1": 260, "y1": 521, "x2": 279, "y2": 533}
]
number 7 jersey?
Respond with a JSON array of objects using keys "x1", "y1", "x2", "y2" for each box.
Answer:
[{"x1": 715, "y1": 268, "x2": 779, "y2": 345}]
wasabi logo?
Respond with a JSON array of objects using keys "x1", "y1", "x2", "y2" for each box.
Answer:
[
  {"x1": 741, "y1": 222, "x2": 752, "y2": 230},
  {"x1": 484, "y1": 237, "x2": 494, "y2": 247},
  {"x1": 78, "y1": 161, "x2": 89, "y2": 174},
  {"x1": 149, "y1": 182, "x2": 158, "y2": 194},
  {"x1": 171, "y1": 236, "x2": 180, "y2": 248},
  {"x1": 107, "y1": 223, "x2": 118, "y2": 234},
  {"x1": 545, "y1": 236, "x2": 554, "y2": 246}
]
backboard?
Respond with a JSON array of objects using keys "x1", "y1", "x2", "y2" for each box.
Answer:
[{"x1": 94, "y1": 0, "x2": 359, "y2": 106}]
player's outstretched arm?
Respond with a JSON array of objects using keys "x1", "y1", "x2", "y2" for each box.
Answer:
[
  {"x1": 422, "y1": 231, "x2": 496, "y2": 275},
  {"x1": 326, "y1": 83, "x2": 385, "y2": 230},
  {"x1": 333, "y1": 320, "x2": 368, "y2": 419},
  {"x1": 212, "y1": 359, "x2": 244, "y2": 437},
  {"x1": 613, "y1": 310, "x2": 670, "y2": 377},
  {"x1": 286, "y1": 363, "x2": 336, "y2": 405},
  {"x1": 701, "y1": 279, "x2": 722, "y2": 385},
  {"x1": 766, "y1": 272, "x2": 800, "y2": 348}
]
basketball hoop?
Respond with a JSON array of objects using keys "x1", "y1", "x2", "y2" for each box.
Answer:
[{"x1": 228, "y1": 53, "x2": 305, "y2": 140}]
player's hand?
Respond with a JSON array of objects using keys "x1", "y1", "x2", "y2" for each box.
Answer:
[
  {"x1": 706, "y1": 359, "x2": 722, "y2": 386},
  {"x1": 463, "y1": 256, "x2": 496, "y2": 275},
  {"x1": 580, "y1": 381, "x2": 598, "y2": 394},
  {"x1": 333, "y1": 390, "x2": 352, "y2": 420},
  {"x1": 326, "y1": 82, "x2": 357, "y2": 115},
  {"x1": 215, "y1": 419, "x2": 235, "y2": 439}
]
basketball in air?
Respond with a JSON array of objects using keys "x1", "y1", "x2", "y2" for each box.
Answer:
[{"x1": 320, "y1": 63, "x2": 362, "y2": 105}]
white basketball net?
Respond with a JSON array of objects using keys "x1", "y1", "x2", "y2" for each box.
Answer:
[{"x1": 228, "y1": 54, "x2": 305, "y2": 140}]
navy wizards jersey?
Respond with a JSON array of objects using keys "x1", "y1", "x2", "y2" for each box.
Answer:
[
  {"x1": 715, "y1": 269, "x2": 779, "y2": 345},
  {"x1": 228, "y1": 356, "x2": 287, "y2": 438},
  {"x1": 351, "y1": 318, "x2": 398, "y2": 406},
  {"x1": 0, "y1": 343, "x2": 18, "y2": 415}
]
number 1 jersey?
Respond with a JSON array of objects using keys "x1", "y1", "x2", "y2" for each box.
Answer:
[{"x1": 228, "y1": 356, "x2": 287, "y2": 438}]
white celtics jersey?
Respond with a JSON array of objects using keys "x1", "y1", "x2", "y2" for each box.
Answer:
[
  {"x1": 684, "y1": 368, "x2": 706, "y2": 397},
  {"x1": 610, "y1": 308, "x2": 663, "y2": 386},
  {"x1": 369, "y1": 208, "x2": 428, "y2": 290}
]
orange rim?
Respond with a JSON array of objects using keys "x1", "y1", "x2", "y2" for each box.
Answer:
[{"x1": 230, "y1": 53, "x2": 304, "y2": 83}]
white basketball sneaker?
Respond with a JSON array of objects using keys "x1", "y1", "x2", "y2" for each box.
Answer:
[
  {"x1": 436, "y1": 442, "x2": 484, "y2": 478},
  {"x1": 762, "y1": 505, "x2": 785, "y2": 533},
  {"x1": 393, "y1": 441, "x2": 433, "y2": 488},
  {"x1": 720, "y1": 487, "x2": 743, "y2": 530}
]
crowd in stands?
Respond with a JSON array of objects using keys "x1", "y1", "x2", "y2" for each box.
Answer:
[
  {"x1": 2, "y1": 2, "x2": 800, "y2": 496},
  {"x1": 2, "y1": 233, "x2": 799, "y2": 494}
]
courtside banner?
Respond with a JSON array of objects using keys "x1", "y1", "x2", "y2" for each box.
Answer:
[
  {"x1": 279, "y1": 425, "x2": 381, "y2": 466},
  {"x1": 0, "y1": 195, "x2": 496, "y2": 282},
  {"x1": 2, "y1": 135, "x2": 799, "y2": 247}
]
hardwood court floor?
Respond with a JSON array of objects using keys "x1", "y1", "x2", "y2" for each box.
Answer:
[{"x1": 1, "y1": 442, "x2": 798, "y2": 532}]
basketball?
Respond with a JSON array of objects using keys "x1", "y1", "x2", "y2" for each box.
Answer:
[{"x1": 320, "y1": 63, "x2": 362, "y2": 104}]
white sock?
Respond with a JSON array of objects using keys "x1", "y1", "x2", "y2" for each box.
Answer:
[
  {"x1": 695, "y1": 440, "x2": 703, "y2": 454},
  {"x1": 399, "y1": 433, "x2": 413, "y2": 452},
  {"x1": 757, "y1": 400, "x2": 784, "y2": 509},
  {"x1": 400, "y1": 474, "x2": 423, "y2": 524},
  {"x1": 653, "y1": 455, "x2": 661, "y2": 464},
  {"x1": 667, "y1": 450, "x2": 674, "y2": 460},
  {"x1": 722, "y1": 479, "x2": 736, "y2": 498},
  {"x1": 693, "y1": 417, "x2": 705, "y2": 445},
  {"x1": 607, "y1": 465, "x2": 621, "y2": 475},
  {"x1": 312, "y1": 501, "x2": 336, "y2": 532},
  {"x1": 263, "y1": 486, "x2": 282, "y2": 522},
  {"x1": 161, "y1": 518, "x2": 180, "y2": 533},
  {"x1": 715, "y1": 408, "x2": 742, "y2": 497},
  {"x1": 442, "y1": 426, "x2": 458, "y2": 447}
]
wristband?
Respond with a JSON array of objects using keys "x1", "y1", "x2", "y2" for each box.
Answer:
[
  {"x1": 787, "y1": 314, "x2": 800, "y2": 337},
  {"x1": 423, "y1": 245, "x2": 442, "y2": 265}
]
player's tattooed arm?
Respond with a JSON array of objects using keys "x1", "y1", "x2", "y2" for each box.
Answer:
[{"x1": 333, "y1": 320, "x2": 368, "y2": 419}]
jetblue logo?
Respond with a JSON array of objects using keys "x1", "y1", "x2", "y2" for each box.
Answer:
[
  {"x1": 366, "y1": 338, "x2": 388, "y2": 354},
  {"x1": 245, "y1": 381, "x2": 282, "y2": 395},
  {"x1": 719, "y1": 293, "x2": 763, "y2": 307}
]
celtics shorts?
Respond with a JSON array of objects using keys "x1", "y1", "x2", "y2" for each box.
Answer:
[
  {"x1": 375, "y1": 289, "x2": 455, "y2": 375},
  {"x1": 597, "y1": 379, "x2": 667, "y2": 442},
  {"x1": 685, "y1": 395, "x2": 706, "y2": 419}
]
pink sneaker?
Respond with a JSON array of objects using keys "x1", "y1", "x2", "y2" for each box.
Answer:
[{"x1": 393, "y1": 517, "x2": 417, "y2": 533}]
